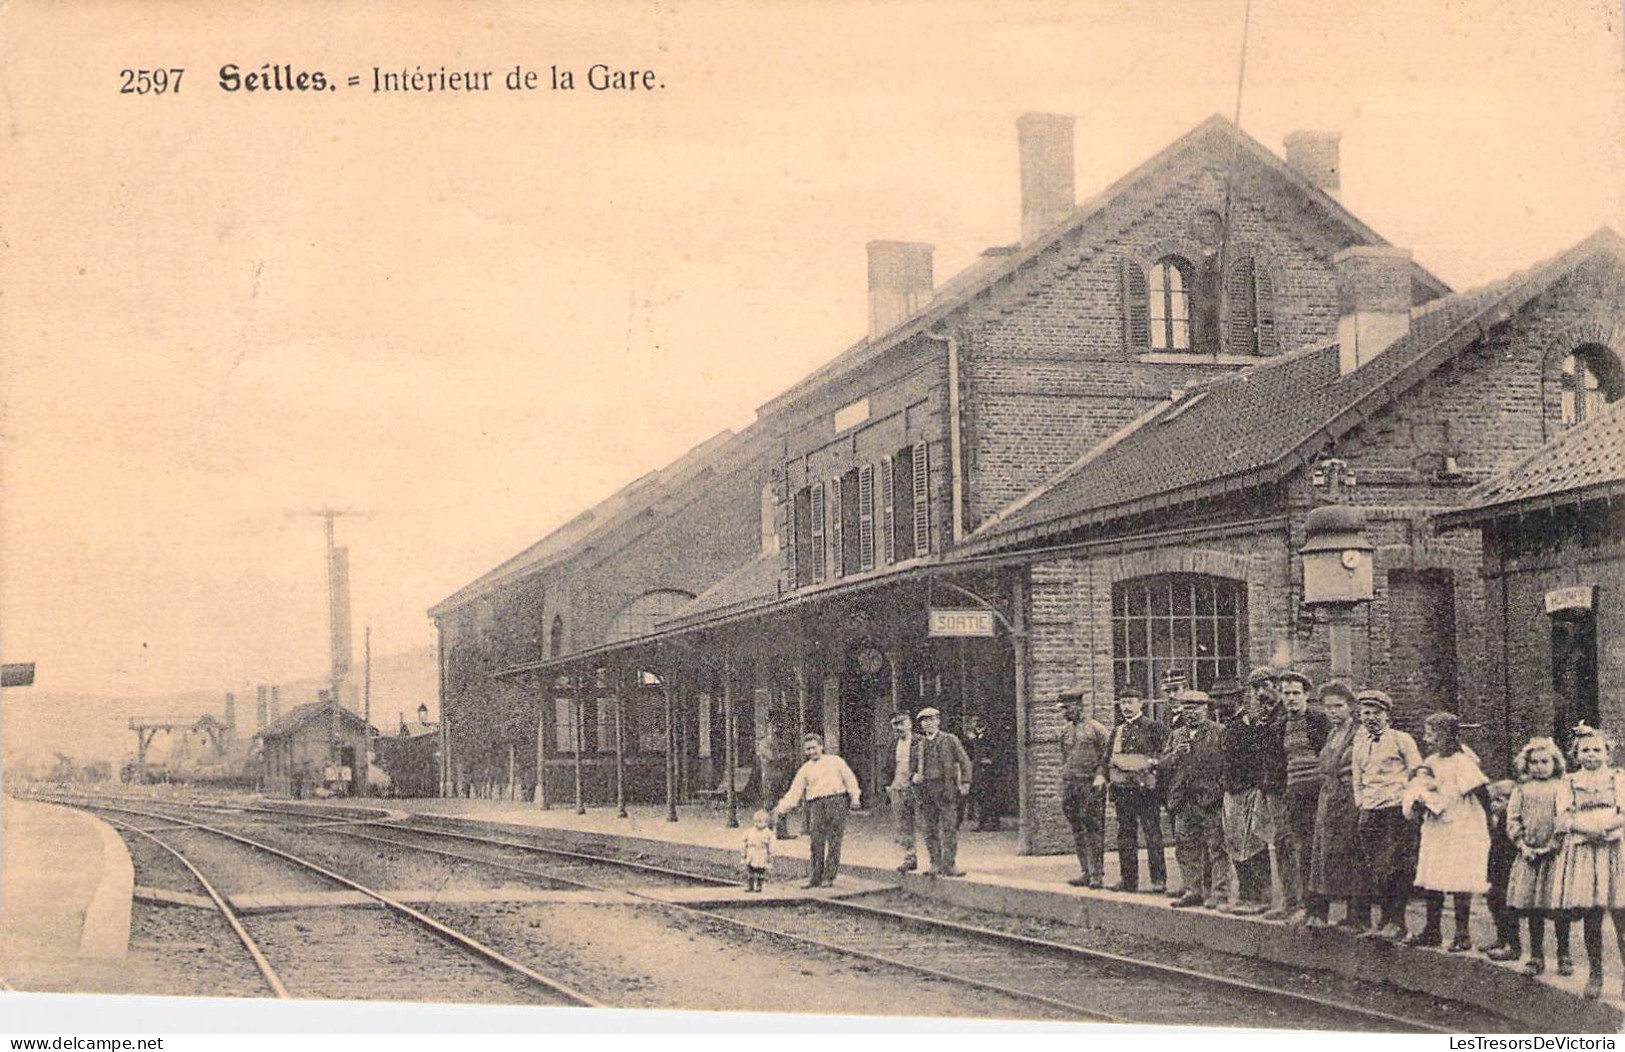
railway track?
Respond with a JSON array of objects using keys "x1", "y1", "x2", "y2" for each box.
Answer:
[
  {"x1": 76, "y1": 794, "x2": 1486, "y2": 1029},
  {"x1": 36, "y1": 792, "x2": 1513, "y2": 1029},
  {"x1": 73, "y1": 800, "x2": 601, "y2": 1008}
]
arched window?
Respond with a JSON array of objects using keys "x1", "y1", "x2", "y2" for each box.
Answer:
[
  {"x1": 548, "y1": 615, "x2": 565, "y2": 657},
  {"x1": 606, "y1": 590, "x2": 695, "y2": 643},
  {"x1": 1112, "y1": 574, "x2": 1246, "y2": 700},
  {"x1": 1149, "y1": 257, "x2": 1193, "y2": 351},
  {"x1": 1560, "y1": 346, "x2": 1624, "y2": 427}
]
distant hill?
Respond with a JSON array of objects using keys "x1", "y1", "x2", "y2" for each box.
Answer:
[{"x1": 0, "y1": 645, "x2": 438, "y2": 772}]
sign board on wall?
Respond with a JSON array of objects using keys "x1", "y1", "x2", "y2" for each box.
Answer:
[
  {"x1": 928, "y1": 608, "x2": 996, "y2": 638},
  {"x1": 1545, "y1": 585, "x2": 1596, "y2": 615}
]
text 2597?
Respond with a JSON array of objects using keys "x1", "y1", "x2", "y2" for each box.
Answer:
[{"x1": 120, "y1": 68, "x2": 185, "y2": 95}]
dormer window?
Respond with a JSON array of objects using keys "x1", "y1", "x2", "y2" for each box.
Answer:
[
  {"x1": 1149, "y1": 257, "x2": 1193, "y2": 351},
  {"x1": 1560, "y1": 348, "x2": 1622, "y2": 427}
]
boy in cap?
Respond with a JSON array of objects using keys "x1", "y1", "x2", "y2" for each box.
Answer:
[
  {"x1": 910, "y1": 707, "x2": 973, "y2": 876},
  {"x1": 1162, "y1": 690, "x2": 1228, "y2": 908},
  {"x1": 887, "y1": 709, "x2": 920, "y2": 873},
  {"x1": 1350, "y1": 688, "x2": 1423, "y2": 940},
  {"x1": 1058, "y1": 689, "x2": 1111, "y2": 887}
]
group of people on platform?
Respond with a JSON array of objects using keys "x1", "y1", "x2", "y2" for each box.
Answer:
[
  {"x1": 746, "y1": 706, "x2": 975, "y2": 890},
  {"x1": 1059, "y1": 668, "x2": 1625, "y2": 1000}
]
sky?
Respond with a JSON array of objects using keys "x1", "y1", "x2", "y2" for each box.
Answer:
[{"x1": 1, "y1": 0, "x2": 1621, "y2": 699}]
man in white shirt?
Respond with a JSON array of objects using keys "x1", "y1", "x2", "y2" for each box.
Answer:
[
  {"x1": 887, "y1": 711, "x2": 919, "y2": 873},
  {"x1": 773, "y1": 733, "x2": 863, "y2": 887}
]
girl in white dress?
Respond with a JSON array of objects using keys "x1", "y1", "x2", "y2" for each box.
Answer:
[
  {"x1": 1403, "y1": 712, "x2": 1491, "y2": 951},
  {"x1": 1551, "y1": 725, "x2": 1625, "y2": 1000}
]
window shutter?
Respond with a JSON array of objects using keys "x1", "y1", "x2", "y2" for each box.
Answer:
[
  {"x1": 879, "y1": 457, "x2": 895, "y2": 565},
  {"x1": 1254, "y1": 262, "x2": 1278, "y2": 356},
  {"x1": 809, "y1": 481, "x2": 826, "y2": 583},
  {"x1": 828, "y1": 477, "x2": 844, "y2": 579},
  {"x1": 783, "y1": 488, "x2": 797, "y2": 592},
  {"x1": 1121, "y1": 258, "x2": 1150, "y2": 351},
  {"x1": 1225, "y1": 256, "x2": 1258, "y2": 354},
  {"x1": 911, "y1": 441, "x2": 930, "y2": 556},
  {"x1": 858, "y1": 464, "x2": 875, "y2": 571}
]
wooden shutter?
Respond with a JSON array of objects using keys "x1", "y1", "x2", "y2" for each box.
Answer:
[
  {"x1": 1121, "y1": 257, "x2": 1150, "y2": 352},
  {"x1": 1226, "y1": 256, "x2": 1259, "y2": 354},
  {"x1": 879, "y1": 457, "x2": 895, "y2": 565},
  {"x1": 1254, "y1": 262, "x2": 1279, "y2": 356},
  {"x1": 809, "y1": 481, "x2": 826, "y2": 583},
  {"x1": 911, "y1": 441, "x2": 930, "y2": 556},
  {"x1": 828, "y1": 477, "x2": 844, "y2": 579},
  {"x1": 785, "y1": 485, "x2": 802, "y2": 591},
  {"x1": 858, "y1": 464, "x2": 875, "y2": 571}
]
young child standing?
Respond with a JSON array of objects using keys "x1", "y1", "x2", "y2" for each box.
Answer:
[
  {"x1": 1504, "y1": 738, "x2": 1571, "y2": 974},
  {"x1": 1482, "y1": 778, "x2": 1519, "y2": 959},
  {"x1": 742, "y1": 809, "x2": 774, "y2": 892},
  {"x1": 1551, "y1": 725, "x2": 1625, "y2": 1000},
  {"x1": 1403, "y1": 712, "x2": 1491, "y2": 951}
]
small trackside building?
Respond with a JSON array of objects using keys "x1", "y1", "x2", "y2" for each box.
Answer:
[{"x1": 254, "y1": 701, "x2": 376, "y2": 798}]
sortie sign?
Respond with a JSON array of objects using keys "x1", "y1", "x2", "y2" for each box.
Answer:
[{"x1": 928, "y1": 608, "x2": 996, "y2": 638}]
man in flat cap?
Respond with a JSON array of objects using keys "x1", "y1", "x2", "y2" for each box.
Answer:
[
  {"x1": 1350, "y1": 688, "x2": 1423, "y2": 940},
  {"x1": 1058, "y1": 688, "x2": 1111, "y2": 887},
  {"x1": 1271, "y1": 670, "x2": 1328, "y2": 921},
  {"x1": 910, "y1": 707, "x2": 972, "y2": 876},
  {"x1": 1162, "y1": 690, "x2": 1229, "y2": 908},
  {"x1": 1220, "y1": 667, "x2": 1284, "y2": 913}
]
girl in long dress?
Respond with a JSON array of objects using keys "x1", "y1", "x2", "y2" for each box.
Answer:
[
  {"x1": 1551, "y1": 725, "x2": 1625, "y2": 1000},
  {"x1": 1403, "y1": 712, "x2": 1491, "y2": 951},
  {"x1": 1504, "y1": 737, "x2": 1571, "y2": 975}
]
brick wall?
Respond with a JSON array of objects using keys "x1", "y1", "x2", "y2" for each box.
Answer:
[{"x1": 959, "y1": 156, "x2": 1363, "y2": 529}]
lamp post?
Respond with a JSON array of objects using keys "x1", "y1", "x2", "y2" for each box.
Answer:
[{"x1": 1298, "y1": 460, "x2": 1375, "y2": 680}]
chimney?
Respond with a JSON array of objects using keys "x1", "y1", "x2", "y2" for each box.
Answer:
[
  {"x1": 1335, "y1": 245, "x2": 1413, "y2": 374},
  {"x1": 255, "y1": 685, "x2": 268, "y2": 730},
  {"x1": 269, "y1": 684, "x2": 281, "y2": 723},
  {"x1": 1284, "y1": 130, "x2": 1341, "y2": 200},
  {"x1": 224, "y1": 692, "x2": 236, "y2": 739},
  {"x1": 866, "y1": 240, "x2": 934, "y2": 339},
  {"x1": 1017, "y1": 112, "x2": 1075, "y2": 243}
]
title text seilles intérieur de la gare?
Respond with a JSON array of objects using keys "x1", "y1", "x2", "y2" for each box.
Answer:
[{"x1": 117, "y1": 63, "x2": 662, "y2": 97}]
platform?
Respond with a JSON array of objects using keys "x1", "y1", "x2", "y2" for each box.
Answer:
[
  {"x1": 368, "y1": 797, "x2": 1624, "y2": 1032},
  {"x1": 0, "y1": 798, "x2": 133, "y2": 972}
]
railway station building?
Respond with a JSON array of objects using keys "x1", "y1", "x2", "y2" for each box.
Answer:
[{"x1": 430, "y1": 113, "x2": 1625, "y2": 854}]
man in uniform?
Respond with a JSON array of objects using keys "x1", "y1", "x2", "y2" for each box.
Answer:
[
  {"x1": 1107, "y1": 693, "x2": 1170, "y2": 893},
  {"x1": 887, "y1": 710, "x2": 919, "y2": 873},
  {"x1": 772, "y1": 733, "x2": 862, "y2": 888},
  {"x1": 1162, "y1": 690, "x2": 1228, "y2": 909},
  {"x1": 1058, "y1": 688, "x2": 1111, "y2": 887},
  {"x1": 911, "y1": 707, "x2": 973, "y2": 877}
]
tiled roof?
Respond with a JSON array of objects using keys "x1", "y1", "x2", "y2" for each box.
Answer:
[
  {"x1": 1438, "y1": 398, "x2": 1625, "y2": 524},
  {"x1": 662, "y1": 550, "x2": 783, "y2": 628},
  {"x1": 254, "y1": 701, "x2": 371, "y2": 741},
  {"x1": 964, "y1": 228, "x2": 1625, "y2": 552}
]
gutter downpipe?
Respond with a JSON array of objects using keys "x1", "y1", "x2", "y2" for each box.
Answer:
[{"x1": 927, "y1": 329, "x2": 965, "y2": 545}]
